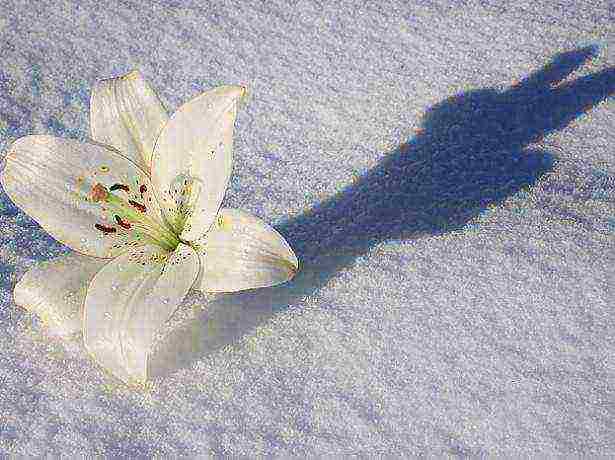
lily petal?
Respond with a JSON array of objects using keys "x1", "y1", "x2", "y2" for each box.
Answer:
[
  {"x1": 194, "y1": 208, "x2": 298, "y2": 293},
  {"x1": 14, "y1": 252, "x2": 108, "y2": 336},
  {"x1": 151, "y1": 85, "x2": 246, "y2": 241},
  {"x1": 1, "y1": 135, "x2": 169, "y2": 258},
  {"x1": 90, "y1": 70, "x2": 169, "y2": 172},
  {"x1": 83, "y1": 243, "x2": 199, "y2": 383}
]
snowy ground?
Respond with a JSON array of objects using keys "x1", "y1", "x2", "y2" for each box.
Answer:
[{"x1": 0, "y1": 0, "x2": 614, "y2": 456}]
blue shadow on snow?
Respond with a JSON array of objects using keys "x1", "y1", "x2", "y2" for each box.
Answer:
[{"x1": 150, "y1": 46, "x2": 615, "y2": 377}]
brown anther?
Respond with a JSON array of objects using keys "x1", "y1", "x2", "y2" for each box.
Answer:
[
  {"x1": 110, "y1": 183, "x2": 130, "y2": 192},
  {"x1": 95, "y1": 223, "x2": 117, "y2": 234},
  {"x1": 115, "y1": 215, "x2": 132, "y2": 229},
  {"x1": 129, "y1": 200, "x2": 147, "y2": 213},
  {"x1": 139, "y1": 184, "x2": 147, "y2": 195},
  {"x1": 90, "y1": 183, "x2": 109, "y2": 202}
]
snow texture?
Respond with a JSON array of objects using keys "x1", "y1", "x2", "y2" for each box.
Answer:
[{"x1": 0, "y1": 0, "x2": 614, "y2": 456}]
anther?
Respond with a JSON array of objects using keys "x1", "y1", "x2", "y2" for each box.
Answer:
[
  {"x1": 129, "y1": 200, "x2": 147, "y2": 213},
  {"x1": 90, "y1": 183, "x2": 110, "y2": 202},
  {"x1": 114, "y1": 215, "x2": 132, "y2": 229},
  {"x1": 95, "y1": 223, "x2": 117, "y2": 234},
  {"x1": 110, "y1": 183, "x2": 130, "y2": 192}
]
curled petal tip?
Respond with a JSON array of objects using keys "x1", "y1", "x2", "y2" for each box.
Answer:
[
  {"x1": 284, "y1": 260, "x2": 297, "y2": 276},
  {"x1": 284, "y1": 253, "x2": 300, "y2": 279}
]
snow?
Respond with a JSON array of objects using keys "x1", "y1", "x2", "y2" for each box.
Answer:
[{"x1": 0, "y1": 0, "x2": 614, "y2": 456}]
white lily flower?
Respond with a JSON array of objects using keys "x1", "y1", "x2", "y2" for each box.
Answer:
[{"x1": 1, "y1": 70, "x2": 299, "y2": 383}]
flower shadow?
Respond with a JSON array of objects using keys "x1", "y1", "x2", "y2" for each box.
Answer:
[{"x1": 149, "y1": 46, "x2": 615, "y2": 378}]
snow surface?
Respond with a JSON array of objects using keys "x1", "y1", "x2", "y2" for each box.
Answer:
[{"x1": 1, "y1": 0, "x2": 614, "y2": 456}]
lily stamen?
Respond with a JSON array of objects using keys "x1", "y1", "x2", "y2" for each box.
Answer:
[
  {"x1": 128, "y1": 199, "x2": 147, "y2": 213},
  {"x1": 95, "y1": 223, "x2": 117, "y2": 234},
  {"x1": 89, "y1": 182, "x2": 180, "y2": 251},
  {"x1": 90, "y1": 183, "x2": 109, "y2": 202},
  {"x1": 114, "y1": 215, "x2": 131, "y2": 229},
  {"x1": 110, "y1": 183, "x2": 130, "y2": 192}
]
